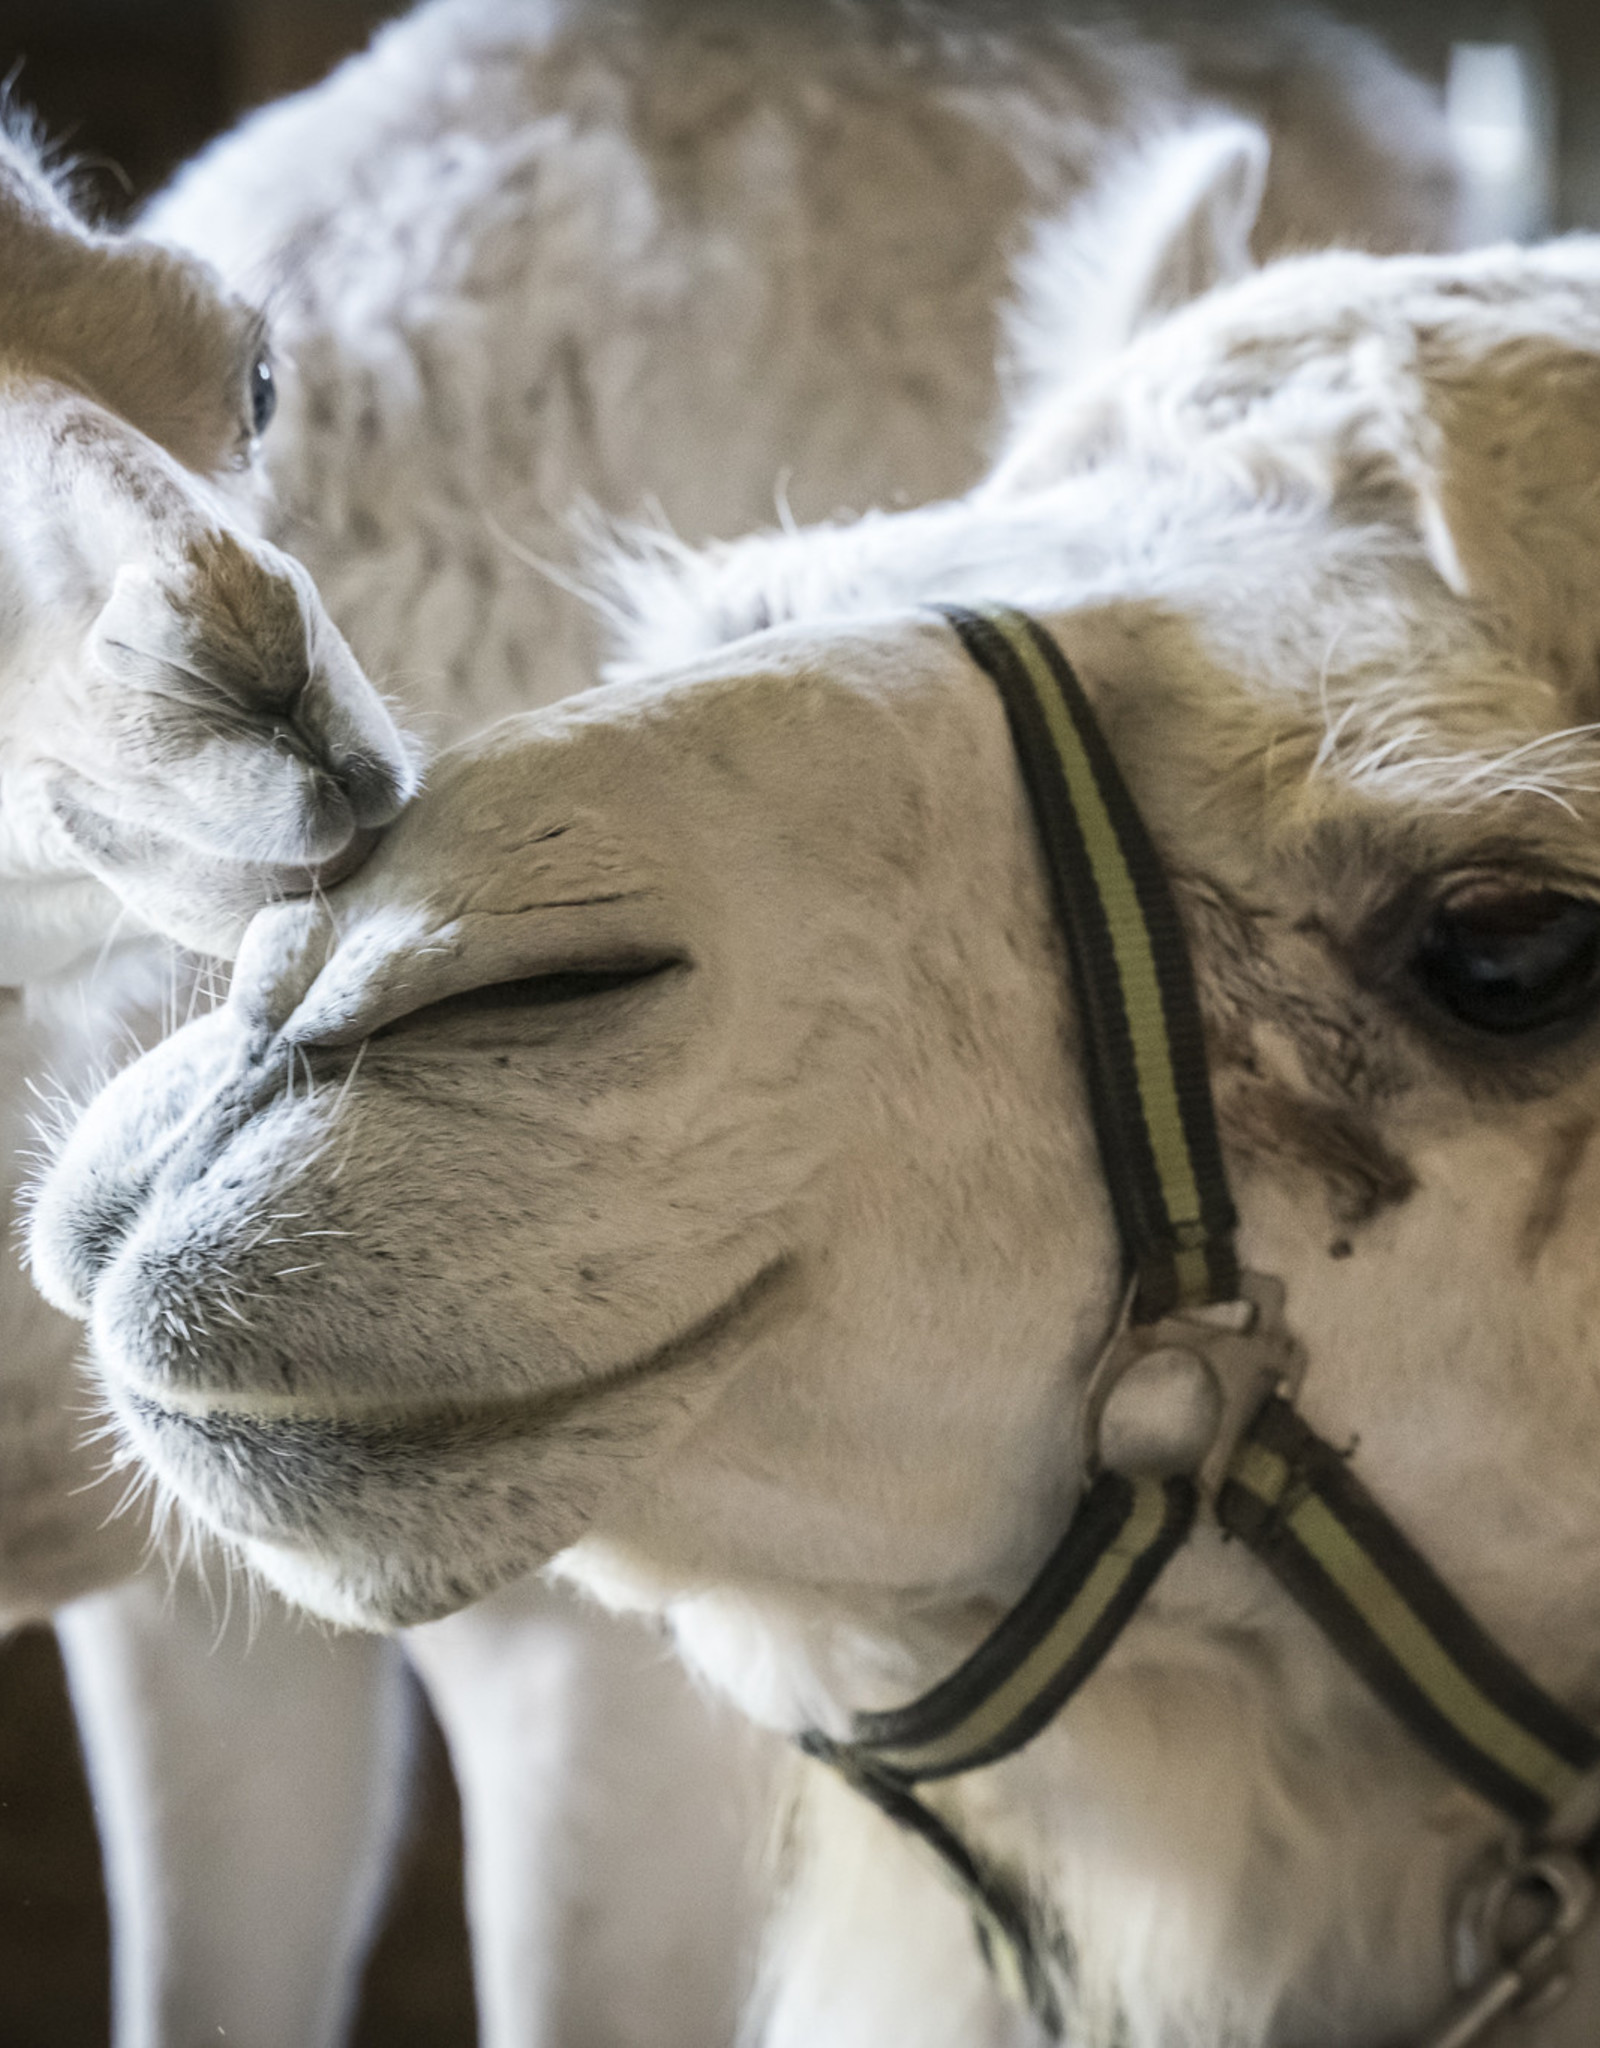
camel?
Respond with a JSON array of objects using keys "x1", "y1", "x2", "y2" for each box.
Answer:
[
  {"x1": 0, "y1": 103, "x2": 427, "y2": 2048},
  {"x1": 37, "y1": 126, "x2": 1600, "y2": 2048},
  {"x1": 2, "y1": 1, "x2": 1472, "y2": 2039}
]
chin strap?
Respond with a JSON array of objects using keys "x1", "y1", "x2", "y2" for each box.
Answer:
[
  {"x1": 797, "y1": 604, "x2": 1600, "y2": 2044},
  {"x1": 800, "y1": 1465, "x2": 1197, "y2": 2038}
]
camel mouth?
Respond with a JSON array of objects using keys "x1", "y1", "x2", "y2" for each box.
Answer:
[
  {"x1": 271, "y1": 823, "x2": 384, "y2": 898},
  {"x1": 113, "y1": 1255, "x2": 793, "y2": 1460},
  {"x1": 46, "y1": 779, "x2": 386, "y2": 927}
]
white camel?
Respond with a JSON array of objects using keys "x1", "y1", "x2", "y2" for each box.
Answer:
[
  {"x1": 0, "y1": 104, "x2": 428, "y2": 2048},
  {"x1": 3, "y1": 2, "x2": 1469, "y2": 2040},
  {"x1": 40, "y1": 144, "x2": 1600, "y2": 2048}
]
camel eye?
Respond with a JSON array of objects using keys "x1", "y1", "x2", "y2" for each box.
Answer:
[
  {"x1": 248, "y1": 354, "x2": 277, "y2": 437},
  {"x1": 1411, "y1": 884, "x2": 1600, "y2": 1037},
  {"x1": 369, "y1": 959, "x2": 684, "y2": 1040}
]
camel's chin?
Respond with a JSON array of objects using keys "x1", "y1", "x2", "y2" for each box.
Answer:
[
  {"x1": 113, "y1": 1391, "x2": 605, "y2": 1627},
  {"x1": 237, "y1": 1534, "x2": 480, "y2": 1632},
  {"x1": 100, "y1": 1257, "x2": 795, "y2": 1626},
  {"x1": 235, "y1": 1507, "x2": 548, "y2": 1630}
]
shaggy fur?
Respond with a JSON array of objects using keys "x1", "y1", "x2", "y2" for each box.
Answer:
[{"x1": 39, "y1": 213, "x2": 1600, "y2": 2048}]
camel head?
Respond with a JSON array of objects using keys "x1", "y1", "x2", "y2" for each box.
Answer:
[
  {"x1": 0, "y1": 122, "x2": 414, "y2": 979},
  {"x1": 31, "y1": 225, "x2": 1600, "y2": 2040}
]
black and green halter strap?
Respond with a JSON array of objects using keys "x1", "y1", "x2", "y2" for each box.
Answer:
[{"x1": 798, "y1": 603, "x2": 1600, "y2": 2042}]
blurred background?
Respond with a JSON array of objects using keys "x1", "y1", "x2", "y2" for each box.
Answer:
[
  {"x1": 4, "y1": 0, "x2": 1600, "y2": 236},
  {"x1": 0, "y1": 0, "x2": 1597, "y2": 2042}
]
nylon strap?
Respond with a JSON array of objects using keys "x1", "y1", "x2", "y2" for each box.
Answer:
[
  {"x1": 829, "y1": 1470, "x2": 1195, "y2": 1783},
  {"x1": 796, "y1": 1734, "x2": 1066, "y2": 2035},
  {"x1": 1220, "y1": 1398, "x2": 1600, "y2": 1834},
  {"x1": 798, "y1": 605, "x2": 1233, "y2": 2031},
  {"x1": 798, "y1": 1472, "x2": 1195, "y2": 2034},
  {"x1": 938, "y1": 602, "x2": 1238, "y2": 1321}
]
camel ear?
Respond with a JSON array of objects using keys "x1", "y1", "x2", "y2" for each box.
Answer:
[
  {"x1": 1407, "y1": 337, "x2": 1600, "y2": 697},
  {"x1": 1005, "y1": 119, "x2": 1270, "y2": 405}
]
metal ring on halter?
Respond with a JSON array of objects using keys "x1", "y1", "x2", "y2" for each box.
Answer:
[
  {"x1": 1081, "y1": 1270, "x2": 1306, "y2": 1506},
  {"x1": 1423, "y1": 1848, "x2": 1597, "y2": 2048}
]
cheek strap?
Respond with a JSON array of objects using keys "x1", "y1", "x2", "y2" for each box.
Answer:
[{"x1": 941, "y1": 603, "x2": 1240, "y2": 1321}]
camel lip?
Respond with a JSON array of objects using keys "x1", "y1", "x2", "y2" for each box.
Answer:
[
  {"x1": 129, "y1": 1380, "x2": 470, "y2": 1427},
  {"x1": 272, "y1": 823, "x2": 383, "y2": 897},
  {"x1": 115, "y1": 1255, "x2": 793, "y2": 1448},
  {"x1": 48, "y1": 779, "x2": 383, "y2": 903}
]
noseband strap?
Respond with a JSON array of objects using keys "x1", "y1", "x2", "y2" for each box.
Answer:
[{"x1": 799, "y1": 604, "x2": 1600, "y2": 2042}]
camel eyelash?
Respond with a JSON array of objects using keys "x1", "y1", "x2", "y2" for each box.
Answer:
[{"x1": 367, "y1": 957, "x2": 687, "y2": 1039}]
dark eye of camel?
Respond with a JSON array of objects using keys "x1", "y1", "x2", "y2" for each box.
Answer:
[
  {"x1": 1410, "y1": 883, "x2": 1600, "y2": 1037},
  {"x1": 249, "y1": 354, "x2": 277, "y2": 437}
]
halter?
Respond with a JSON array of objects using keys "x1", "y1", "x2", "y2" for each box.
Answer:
[{"x1": 799, "y1": 604, "x2": 1600, "y2": 2046}]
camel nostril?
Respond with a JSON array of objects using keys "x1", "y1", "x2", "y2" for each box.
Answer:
[{"x1": 61, "y1": 1201, "x2": 136, "y2": 1310}]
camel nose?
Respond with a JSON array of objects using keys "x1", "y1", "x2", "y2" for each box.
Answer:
[{"x1": 86, "y1": 533, "x2": 416, "y2": 864}]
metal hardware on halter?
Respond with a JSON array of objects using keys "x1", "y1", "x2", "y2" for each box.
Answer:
[
  {"x1": 1082, "y1": 1271, "x2": 1306, "y2": 1506},
  {"x1": 1422, "y1": 1849, "x2": 1597, "y2": 2048}
]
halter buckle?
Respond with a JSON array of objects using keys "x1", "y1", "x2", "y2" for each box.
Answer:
[
  {"x1": 1422, "y1": 1847, "x2": 1596, "y2": 2048},
  {"x1": 1083, "y1": 1271, "x2": 1305, "y2": 1507}
]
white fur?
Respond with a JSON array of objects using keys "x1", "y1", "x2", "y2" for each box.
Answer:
[
  {"x1": 41, "y1": 223, "x2": 1600, "y2": 2048},
  {"x1": 147, "y1": 0, "x2": 1464, "y2": 744}
]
